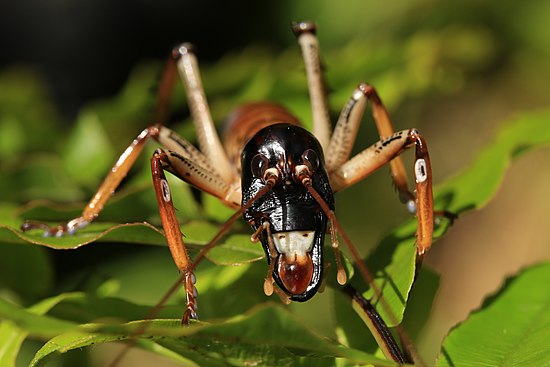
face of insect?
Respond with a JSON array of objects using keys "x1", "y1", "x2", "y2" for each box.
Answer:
[{"x1": 241, "y1": 123, "x2": 334, "y2": 301}]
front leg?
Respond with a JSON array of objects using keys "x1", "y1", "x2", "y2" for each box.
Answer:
[{"x1": 151, "y1": 149, "x2": 198, "y2": 323}]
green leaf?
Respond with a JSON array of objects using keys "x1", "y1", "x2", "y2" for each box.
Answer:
[
  {"x1": 366, "y1": 109, "x2": 550, "y2": 358},
  {"x1": 437, "y1": 262, "x2": 550, "y2": 367},
  {"x1": 434, "y1": 110, "x2": 550, "y2": 213},
  {"x1": 0, "y1": 293, "x2": 85, "y2": 367},
  {"x1": 209, "y1": 234, "x2": 265, "y2": 265},
  {"x1": 352, "y1": 109, "x2": 550, "y2": 329},
  {"x1": 401, "y1": 268, "x2": 440, "y2": 341},
  {"x1": 334, "y1": 267, "x2": 440, "y2": 362},
  {"x1": 0, "y1": 321, "x2": 25, "y2": 367},
  {"x1": 0, "y1": 296, "x2": 81, "y2": 339},
  {"x1": 362, "y1": 220, "x2": 418, "y2": 327},
  {"x1": 0, "y1": 218, "x2": 263, "y2": 268},
  {"x1": 1, "y1": 221, "x2": 166, "y2": 249},
  {"x1": 31, "y1": 304, "x2": 397, "y2": 367}
]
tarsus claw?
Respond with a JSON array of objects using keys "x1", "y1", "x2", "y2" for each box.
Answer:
[{"x1": 20, "y1": 217, "x2": 90, "y2": 237}]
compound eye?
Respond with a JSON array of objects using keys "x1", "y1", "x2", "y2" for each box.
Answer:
[
  {"x1": 301, "y1": 149, "x2": 319, "y2": 172},
  {"x1": 251, "y1": 154, "x2": 269, "y2": 179}
]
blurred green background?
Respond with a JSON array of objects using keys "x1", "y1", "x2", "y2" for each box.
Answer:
[{"x1": 1, "y1": 0, "x2": 549, "y2": 365}]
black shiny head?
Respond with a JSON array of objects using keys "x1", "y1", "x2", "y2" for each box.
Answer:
[{"x1": 241, "y1": 123, "x2": 334, "y2": 301}]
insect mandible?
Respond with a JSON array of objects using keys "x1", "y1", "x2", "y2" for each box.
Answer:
[{"x1": 21, "y1": 21, "x2": 436, "y2": 364}]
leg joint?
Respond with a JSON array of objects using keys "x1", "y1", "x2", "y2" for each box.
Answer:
[{"x1": 357, "y1": 83, "x2": 382, "y2": 104}]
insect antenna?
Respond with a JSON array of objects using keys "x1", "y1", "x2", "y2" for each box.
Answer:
[
  {"x1": 107, "y1": 181, "x2": 275, "y2": 367},
  {"x1": 301, "y1": 176, "x2": 426, "y2": 366}
]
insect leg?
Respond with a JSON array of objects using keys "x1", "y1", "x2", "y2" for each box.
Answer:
[
  {"x1": 155, "y1": 126, "x2": 242, "y2": 208},
  {"x1": 292, "y1": 21, "x2": 331, "y2": 151},
  {"x1": 172, "y1": 44, "x2": 235, "y2": 183},
  {"x1": 21, "y1": 126, "x2": 159, "y2": 236},
  {"x1": 326, "y1": 83, "x2": 417, "y2": 207},
  {"x1": 20, "y1": 124, "x2": 242, "y2": 237},
  {"x1": 324, "y1": 85, "x2": 368, "y2": 172},
  {"x1": 151, "y1": 149, "x2": 198, "y2": 323},
  {"x1": 107, "y1": 175, "x2": 276, "y2": 366},
  {"x1": 330, "y1": 129, "x2": 434, "y2": 255},
  {"x1": 145, "y1": 175, "x2": 278, "y2": 322}
]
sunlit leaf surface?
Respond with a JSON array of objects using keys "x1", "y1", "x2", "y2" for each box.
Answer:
[{"x1": 437, "y1": 263, "x2": 550, "y2": 367}]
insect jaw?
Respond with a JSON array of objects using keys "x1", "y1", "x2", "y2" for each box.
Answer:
[{"x1": 267, "y1": 225, "x2": 325, "y2": 302}]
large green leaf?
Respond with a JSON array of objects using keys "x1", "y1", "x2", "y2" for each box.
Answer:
[
  {"x1": 433, "y1": 110, "x2": 550, "y2": 213},
  {"x1": 346, "y1": 109, "x2": 550, "y2": 332},
  {"x1": 0, "y1": 221, "x2": 263, "y2": 267},
  {"x1": 29, "y1": 304, "x2": 397, "y2": 367},
  {"x1": 2, "y1": 293, "x2": 398, "y2": 367},
  {"x1": 437, "y1": 262, "x2": 550, "y2": 367}
]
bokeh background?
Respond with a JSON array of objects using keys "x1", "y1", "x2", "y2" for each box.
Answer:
[{"x1": 1, "y1": 0, "x2": 549, "y2": 365}]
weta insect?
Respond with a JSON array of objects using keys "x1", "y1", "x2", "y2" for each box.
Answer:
[{"x1": 22, "y1": 21, "x2": 437, "y2": 364}]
